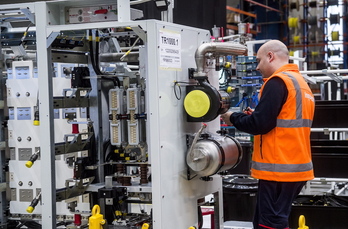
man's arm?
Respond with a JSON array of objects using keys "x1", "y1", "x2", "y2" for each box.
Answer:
[{"x1": 230, "y1": 77, "x2": 288, "y2": 135}]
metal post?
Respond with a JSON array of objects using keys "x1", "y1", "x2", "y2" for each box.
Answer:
[
  {"x1": 161, "y1": 0, "x2": 174, "y2": 22},
  {"x1": 0, "y1": 42, "x2": 7, "y2": 227},
  {"x1": 118, "y1": 0, "x2": 131, "y2": 22},
  {"x1": 35, "y1": 2, "x2": 56, "y2": 228}
]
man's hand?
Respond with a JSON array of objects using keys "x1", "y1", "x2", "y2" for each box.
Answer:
[
  {"x1": 220, "y1": 111, "x2": 233, "y2": 125},
  {"x1": 243, "y1": 107, "x2": 254, "y2": 115}
]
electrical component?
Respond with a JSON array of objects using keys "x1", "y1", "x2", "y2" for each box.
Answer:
[
  {"x1": 26, "y1": 191, "x2": 41, "y2": 213},
  {"x1": 155, "y1": 0, "x2": 169, "y2": 11},
  {"x1": 74, "y1": 157, "x2": 94, "y2": 179},
  {"x1": 71, "y1": 67, "x2": 91, "y2": 88},
  {"x1": 127, "y1": 87, "x2": 140, "y2": 146},
  {"x1": 109, "y1": 88, "x2": 124, "y2": 145},
  {"x1": 67, "y1": 4, "x2": 143, "y2": 24},
  {"x1": 33, "y1": 109, "x2": 39, "y2": 126},
  {"x1": 25, "y1": 150, "x2": 40, "y2": 168},
  {"x1": 184, "y1": 81, "x2": 231, "y2": 122}
]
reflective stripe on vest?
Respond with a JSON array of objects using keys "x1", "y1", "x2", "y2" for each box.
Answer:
[
  {"x1": 276, "y1": 72, "x2": 312, "y2": 128},
  {"x1": 252, "y1": 161, "x2": 313, "y2": 173}
]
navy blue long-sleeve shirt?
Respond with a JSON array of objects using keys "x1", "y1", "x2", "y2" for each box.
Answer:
[{"x1": 230, "y1": 77, "x2": 288, "y2": 135}]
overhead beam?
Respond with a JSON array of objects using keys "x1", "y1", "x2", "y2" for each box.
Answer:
[
  {"x1": 226, "y1": 5, "x2": 257, "y2": 18},
  {"x1": 244, "y1": 0, "x2": 283, "y2": 14}
]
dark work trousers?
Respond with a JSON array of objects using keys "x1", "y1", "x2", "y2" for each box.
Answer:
[{"x1": 253, "y1": 179, "x2": 306, "y2": 229}]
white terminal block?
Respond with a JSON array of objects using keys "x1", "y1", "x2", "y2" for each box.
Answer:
[
  {"x1": 127, "y1": 87, "x2": 140, "y2": 146},
  {"x1": 109, "y1": 88, "x2": 124, "y2": 145}
]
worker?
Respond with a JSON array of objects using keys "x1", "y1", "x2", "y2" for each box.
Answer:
[{"x1": 221, "y1": 40, "x2": 315, "y2": 229}]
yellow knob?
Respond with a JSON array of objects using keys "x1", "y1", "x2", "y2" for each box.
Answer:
[
  {"x1": 25, "y1": 161, "x2": 33, "y2": 168},
  {"x1": 226, "y1": 86, "x2": 233, "y2": 93},
  {"x1": 224, "y1": 62, "x2": 231, "y2": 68},
  {"x1": 26, "y1": 206, "x2": 34, "y2": 213},
  {"x1": 33, "y1": 120, "x2": 40, "y2": 126},
  {"x1": 189, "y1": 227, "x2": 196, "y2": 229},
  {"x1": 184, "y1": 90, "x2": 210, "y2": 118}
]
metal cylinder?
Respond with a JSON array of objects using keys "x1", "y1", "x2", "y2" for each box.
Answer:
[
  {"x1": 238, "y1": 23, "x2": 246, "y2": 34},
  {"x1": 99, "y1": 52, "x2": 139, "y2": 62},
  {"x1": 186, "y1": 134, "x2": 242, "y2": 177},
  {"x1": 218, "y1": 90, "x2": 232, "y2": 114}
]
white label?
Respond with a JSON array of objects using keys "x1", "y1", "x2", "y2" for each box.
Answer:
[{"x1": 159, "y1": 29, "x2": 181, "y2": 70}]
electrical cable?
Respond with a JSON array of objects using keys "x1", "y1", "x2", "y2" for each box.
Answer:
[
  {"x1": 19, "y1": 22, "x2": 33, "y2": 45},
  {"x1": 95, "y1": 30, "x2": 101, "y2": 73},
  {"x1": 89, "y1": 30, "x2": 101, "y2": 75},
  {"x1": 15, "y1": 221, "x2": 42, "y2": 229},
  {"x1": 173, "y1": 81, "x2": 197, "y2": 100},
  {"x1": 120, "y1": 36, "x2": 141, "y2": 61},
  {"x1": 89, "y1": 29, "x2": 121, "y2": 87},
  {"x1": 173, "y1": 81, "x2": 182, "y2": 100}
]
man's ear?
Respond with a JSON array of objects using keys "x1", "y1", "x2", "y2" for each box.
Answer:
[{"x1": 268, "y1": 51, "x2": 274, "y2": 63}]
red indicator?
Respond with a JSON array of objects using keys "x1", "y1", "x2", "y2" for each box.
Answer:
[{"x1": 95, "y1": 9, "x2": 108, "y2": 14}]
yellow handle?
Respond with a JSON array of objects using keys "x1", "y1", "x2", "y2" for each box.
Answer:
[
  {"x1": 25, "y1": 161, "x2": 34, "y2": 168},
  {"x1": 142, "y1": 223, "x2": 149, "y2": 229},
  {"x1": 298, "y1": 215, "x2": 309, "y2": 229},
  {"x1": 89, "y1": 205, "x2": 105, "y2": 229},
  {"x1": 26, "y1": 206, "x2": 34, "y2": 213},
  {"x1": 226, "y1": 86, "x2": 234, "y2": 93},
  {"x1": 92, "y1": 205, "x2": 100, "y2": 216}
]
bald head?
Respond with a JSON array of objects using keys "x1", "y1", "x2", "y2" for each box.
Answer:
[
  {"x1": 256, "y1": 40, "x2": 290, "y2": 78},
  {"x1": 259, "y1": 40, "x2": 289, "y2": 61}
]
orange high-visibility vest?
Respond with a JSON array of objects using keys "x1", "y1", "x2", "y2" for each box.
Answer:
[{"x1": 251, "y1": 64, "x2": 315, "y2": 182}]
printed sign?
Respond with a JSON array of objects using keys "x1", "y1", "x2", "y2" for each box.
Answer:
[{"x1": 159, "y1": 29, "x2": 181, "y2": 70}]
